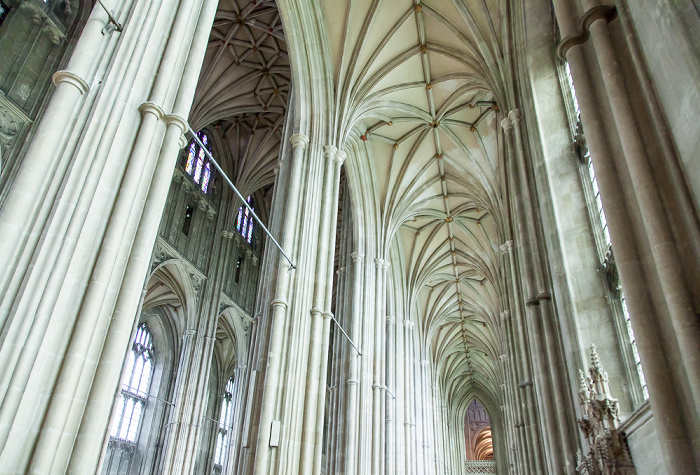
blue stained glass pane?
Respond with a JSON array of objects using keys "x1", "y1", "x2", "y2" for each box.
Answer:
[
  {"x1": 194, "y1": 149, "x2": 205, "y2": 183},
  {"x1": 247, "y1": 221, "x2": 253, "y2": 243},
  {"x1": 202, "y1": 162, "x2": 211, "y2": 193},
  {"x1": 185, "y1": 143, "x2": 196, "y2": 174},
  {"x1": 202, "y1": 133, "x2": 208, "y2": 146},
  {"x1": 236, "y1": 208, "x2": 243, "y2": 231}
]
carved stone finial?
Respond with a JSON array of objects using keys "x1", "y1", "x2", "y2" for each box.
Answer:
[{"x1": 576, "y1": 346, "x2": 635, "y2": 474}]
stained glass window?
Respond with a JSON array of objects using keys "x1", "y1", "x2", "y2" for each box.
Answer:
[
  {"x1": 183, "y1": 131, "x2": 214, "y2": 194},
  {"x1": 202, "y1": 162, "x2": 211, "y2": 193},
  {"x1": 185, "y1": 143, "x2": 196, "y2": 174},
  {"x1": 213, "y1": 377, "x2": 236, "y2": 467},
  {"x1": 110, "y1": 324, "x2": 154, "y2": 443},
  {"x1": 194, "y1": 148, "x2": 205, "y2": 183},
  {"x1": 236, "y1": 196, "x2": 254, "y2": 244}
]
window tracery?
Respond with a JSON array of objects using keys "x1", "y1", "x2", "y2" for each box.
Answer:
[
  {"x1": 213, "y1": 377, "x2": 235, "y2": 468},
  {"x1": 184, "y1": 132, "x2": 214, "y2": 194},
  {"x1": 559, "y1": 60, "x2": 648, "y2": 402},
  {"x1": 236, "y1": 196, "x2": 254, "y2": 244},
  {"x1": 109, "y1": 324, "x2": 154, "y2": 444}
]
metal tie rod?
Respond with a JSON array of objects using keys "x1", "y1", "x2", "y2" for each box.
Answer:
[
  {"x1": 331, "y1": 315, "x2": 361, "y2": 355},
  {"x1": 187, "y1": 126, "x2": 296, "y2": 270}
]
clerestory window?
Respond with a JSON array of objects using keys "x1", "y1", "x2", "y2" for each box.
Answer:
[
  {"x1": 559, "y1": 60, "x2": 649, "y2": 402},
  {"x1": 213, "y1": 377, "x2": 236, "y2": 468},
  {"x1": 236, "y1": 196, "x2": 255, "y2": 244},
  {"x1": 110, "y1": 324, "x2": 154, "y2": 443},
  {"x1": 184, "y1": 132, "x2": 214, "y2": 194}
]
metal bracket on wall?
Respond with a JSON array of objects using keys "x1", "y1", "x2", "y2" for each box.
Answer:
[{"x1": 96, "y1": 0, "x2": 124, "y2": 34}]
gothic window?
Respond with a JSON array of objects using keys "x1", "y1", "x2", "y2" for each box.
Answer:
[
  {"x1": 559, "y1": 60, "x2": 649, "y2": 403},
  {"x1": 236, "y1": 196, "x2": 254, "y2": 244},
  {"x1": 184, "y1": 132, "x2": 214, "y2": 194},
  {"x1": 585, "y1": 151, "x2": 611, "y2": 250},
  {"x1": 213, "y1": 377, "x2": 235, "y2": 468},
  {"x1": 621, "y1": 295, "x2": 649, "y2": 400},
  {"x1": 110, "y1": 324, "x2": 154, "y2": 443}
]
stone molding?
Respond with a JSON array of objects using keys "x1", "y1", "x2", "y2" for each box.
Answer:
[
  {"x1": 290, "y1": 133, "x2": 309, "y2": 150},
  {"x1": 138, "y1": 101, "x2": 165, "y2": 119},
  {"x1": 0, "y1": 95, "x2": 30, "y2": 149},
  {"x1": 556, "y1": 5, "x2": 617, "y2": 60},
  {"x1": 52, "y1": 70, "x2": 90, "y2": 95}
]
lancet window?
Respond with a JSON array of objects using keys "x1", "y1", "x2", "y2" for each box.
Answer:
[
  {"x1": 109, "y1": 324, "x2": 154, "y2": 443},
  {"x1": 184, "y1": 132, "x2": 214, "y2": 194},
  {"x1": 213, "y1": 377, "x2": 235, "y2": 468},
  {"x1": 559, "y1": 60, "x2": 649, "y2": 403},
  {"x1": 236, "y1": 196, "x2": 255, "y2": 244}
]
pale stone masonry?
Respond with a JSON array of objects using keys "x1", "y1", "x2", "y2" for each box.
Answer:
[{"x1": 0, "y1": 1, "x2": 698, "y2": 474}]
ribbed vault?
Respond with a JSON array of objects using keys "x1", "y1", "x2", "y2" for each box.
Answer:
[
  {"x1": 321, "y1": 0, "x2": 507, "y2": 429},
  {"x1": 190, "y1": 0, "x2": 289, "y2": 198}
]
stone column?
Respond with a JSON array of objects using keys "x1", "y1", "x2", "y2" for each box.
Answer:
[
  {"x1": 372, "y1": 258, "x2": 388, "y2": 474},
  {"x1": 510, "y1": 108, "x2": 578, "y2": 472},
  {"x1": 402, "y1": 320, "x2": 416, "y2": 475},
  {"x1": 344, "y1": 251, "x2": 364, "y2": 475},
  {"x1": 0, "y1": 0, "x2": 104, "y2": 312},
  {"x1": 502, "y1": 242, "x2": 544, "y2": 474},
  {"x1": 502, "y1": 114, "x2": 563, "y2": 472},
  {"x1": 299, "y1": 144, "x2": 336, "y2": 474},
  {"x1": 313, "y1": 149, "x2": 346, "y2": 474},
  {"x1": 553, "y1": 1, "x2": 698, "y2": 471},
  {"x1": 586, "y1": 0, "x2": 700, "y2": 409},
  {"x1": 385, "y1": 314, "x2": 396, "y2": 475},
  {"x1": 252, "y1": 133, "x2": 308, "y2": 475},
  {"x1": 63, "y1": 0, "x2": 220, "y2": 470}
]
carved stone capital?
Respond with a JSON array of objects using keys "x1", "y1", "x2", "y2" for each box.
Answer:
[
  {"x1": 138, "y1": 101, "x2": 165, "y2": 119},
  {"x1": 290, "y1": 133, "x2": 309, "y2": 150},
  {"x1": 52, "y1": 70, "x2": 89, "y2": 95},
  {"x1": 500, "y1": 116, "x2": 512, "y2": 132},
  {"x1": 323, "y1": 144, "x2": 337, "y2": 161},
  {"x1": 163, "y1": 114, "x2": 188, "y2": 134},
  {"x1": 508, "y1": 109, "x2": 521, "y2": 123},
  {"x1": 351, "y1": 252, "x2": 364, "y2": 263}
]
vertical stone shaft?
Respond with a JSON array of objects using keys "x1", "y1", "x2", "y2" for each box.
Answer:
[
  {"x1": 502, "y1": 117, "x2": 561, "y2": 472},
  {"x1": 371, "y1": 257, "x2": 387, "y2": 474},
  {"x1": 0, "y1": 2, "x2": 106, "y2": 315},
  {"x1": 313, "y1": 149, "x2": 345, "y2": 473},
  {"x1": 510, "y1": 108, "x2": 578, "y2": 472},
  {"x1": 252, "y1": 133, "x2": 308, "y2": 475},
  {"x1": 552, "y1": 0, "x2": 698, "y2": 471},
  {"x1": 585, "y1": 0, "x2": 700, "y2": 413},
  {"x1": 344, "y1": 251, "x2": 364, "y2": 475},
  {"x1": 385, "y1": 314, "x2": 396, "y2": 475},
  {"x1": 299, "y1": 144, "x2": 336, "y2": 474}
]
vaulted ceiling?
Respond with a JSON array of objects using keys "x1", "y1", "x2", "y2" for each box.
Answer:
[
  {"x1": 191, "y1": 0, "x2": 290, "y2": 198},
  {"x1": 194, "y1": 0, "x2": 509, "y2": 416},
  {"x1": 320, "y1": 0, "x2": 508, "y2": 413}
]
